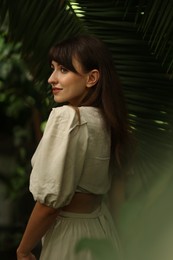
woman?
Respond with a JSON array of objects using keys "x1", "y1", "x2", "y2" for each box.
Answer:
[{"x1": 17, "y1": 34, "x2": 133, "y2": 260}]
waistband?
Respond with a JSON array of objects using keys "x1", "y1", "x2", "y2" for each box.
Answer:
[{"x1": 59, "y1": 205, "x2": 102, "y2": 219}]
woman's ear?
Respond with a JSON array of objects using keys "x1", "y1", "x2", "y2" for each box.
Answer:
[{"x1": 86, "y1": 69, "x2": 100, "y2": 88}]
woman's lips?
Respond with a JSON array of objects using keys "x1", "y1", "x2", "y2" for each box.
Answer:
[{"x1": 52, "y1": 88, "x2": 62, "y2": 94}]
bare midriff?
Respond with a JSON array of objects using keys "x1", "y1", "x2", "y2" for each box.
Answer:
[{"x1": 62, "y1": 192, "x2": 102, "y2": 213}]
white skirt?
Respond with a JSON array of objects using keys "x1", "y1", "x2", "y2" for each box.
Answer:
[{"x1": 40, "y1": 203, "x2": 122, "y2": 260}]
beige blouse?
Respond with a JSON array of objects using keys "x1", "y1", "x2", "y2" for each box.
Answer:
[{"x1": 30, "y1": 105, "x2": 111, "y2": 209}]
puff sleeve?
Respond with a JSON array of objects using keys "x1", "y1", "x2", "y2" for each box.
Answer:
[{"x1": 29, "y1": 106, "x2": 88, "y2": 209}]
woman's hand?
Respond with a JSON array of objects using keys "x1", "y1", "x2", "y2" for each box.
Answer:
[
  {"x1": 16, "y1": 251, "x2": 36, "y2": 260},
  {"x1": 16, "y1": 202, "x2": 59, "y2": 260}
]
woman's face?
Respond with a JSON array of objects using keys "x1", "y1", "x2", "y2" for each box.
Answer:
[{"x1": 48, "y1": 59, "x2": 89, "y2": 105}]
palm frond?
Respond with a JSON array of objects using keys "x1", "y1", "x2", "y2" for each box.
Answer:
[{"x1": 138, "y1": 0, "x2": 173, "y2": 76}]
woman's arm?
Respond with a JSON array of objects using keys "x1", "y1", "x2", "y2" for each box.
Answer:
[
  {"x1": 17, "y1": 201, "x2": 59, "y2": 260},
  {"x1": 108, "y1": 174, "x2": 125, "y2": 222}
]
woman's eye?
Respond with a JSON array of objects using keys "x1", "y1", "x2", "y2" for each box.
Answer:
[{"x1": 60, "y1": 66, "x2": 68, "y2": 73}]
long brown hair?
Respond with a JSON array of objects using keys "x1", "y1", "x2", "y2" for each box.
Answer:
[{"x1": 49, "y1": 34, "x2": 134, "y2": 174}]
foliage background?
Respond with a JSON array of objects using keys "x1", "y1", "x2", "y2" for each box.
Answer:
[{"x1": 0, "y1": 0, "x2": 173, "y2": 259}]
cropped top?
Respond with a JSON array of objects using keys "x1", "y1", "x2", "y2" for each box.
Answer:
[{"x1": 29, "y1": 105, "x2": 111, "y2": 209}]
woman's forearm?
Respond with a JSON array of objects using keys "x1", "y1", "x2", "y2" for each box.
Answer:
[
  {"x1": 108, "y1": 174, "x2": 125, "y2": 221},
  {"x1": 17, "y1": 201, "x2": 59, "y2": 256}
]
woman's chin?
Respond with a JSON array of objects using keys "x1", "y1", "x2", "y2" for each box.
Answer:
[{"x1": 53, "y1": 96, "x2": 64, "y2": 103}]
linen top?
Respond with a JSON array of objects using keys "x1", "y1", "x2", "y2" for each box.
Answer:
[{"x1": 30, "y1": 105, "x2": 111, "y2": 209}]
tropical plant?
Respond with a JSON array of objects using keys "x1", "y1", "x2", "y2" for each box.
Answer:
[{"x1": 0, "y1": 0, "x2": 173, "y2": 259}]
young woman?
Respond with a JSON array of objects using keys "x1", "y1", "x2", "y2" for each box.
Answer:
[{"x1": 17, "y1": 34, "x2": 133, "y2": 260}]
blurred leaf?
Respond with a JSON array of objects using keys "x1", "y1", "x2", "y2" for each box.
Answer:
[
  {"x1": 120, "y1": 161, "x2": 173, "y2": 260},
  {"x1": 75, "y1": 238, "x2": 118, "y2": 260}
]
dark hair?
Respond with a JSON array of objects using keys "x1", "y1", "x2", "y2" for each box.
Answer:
[{"x1": 49, "y1": 34, "x2": 134, "y2": 175}]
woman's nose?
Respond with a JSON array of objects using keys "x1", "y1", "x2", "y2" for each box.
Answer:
[{"x1": 48, "y1": 71, "x2": 58, "y2": 84}]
